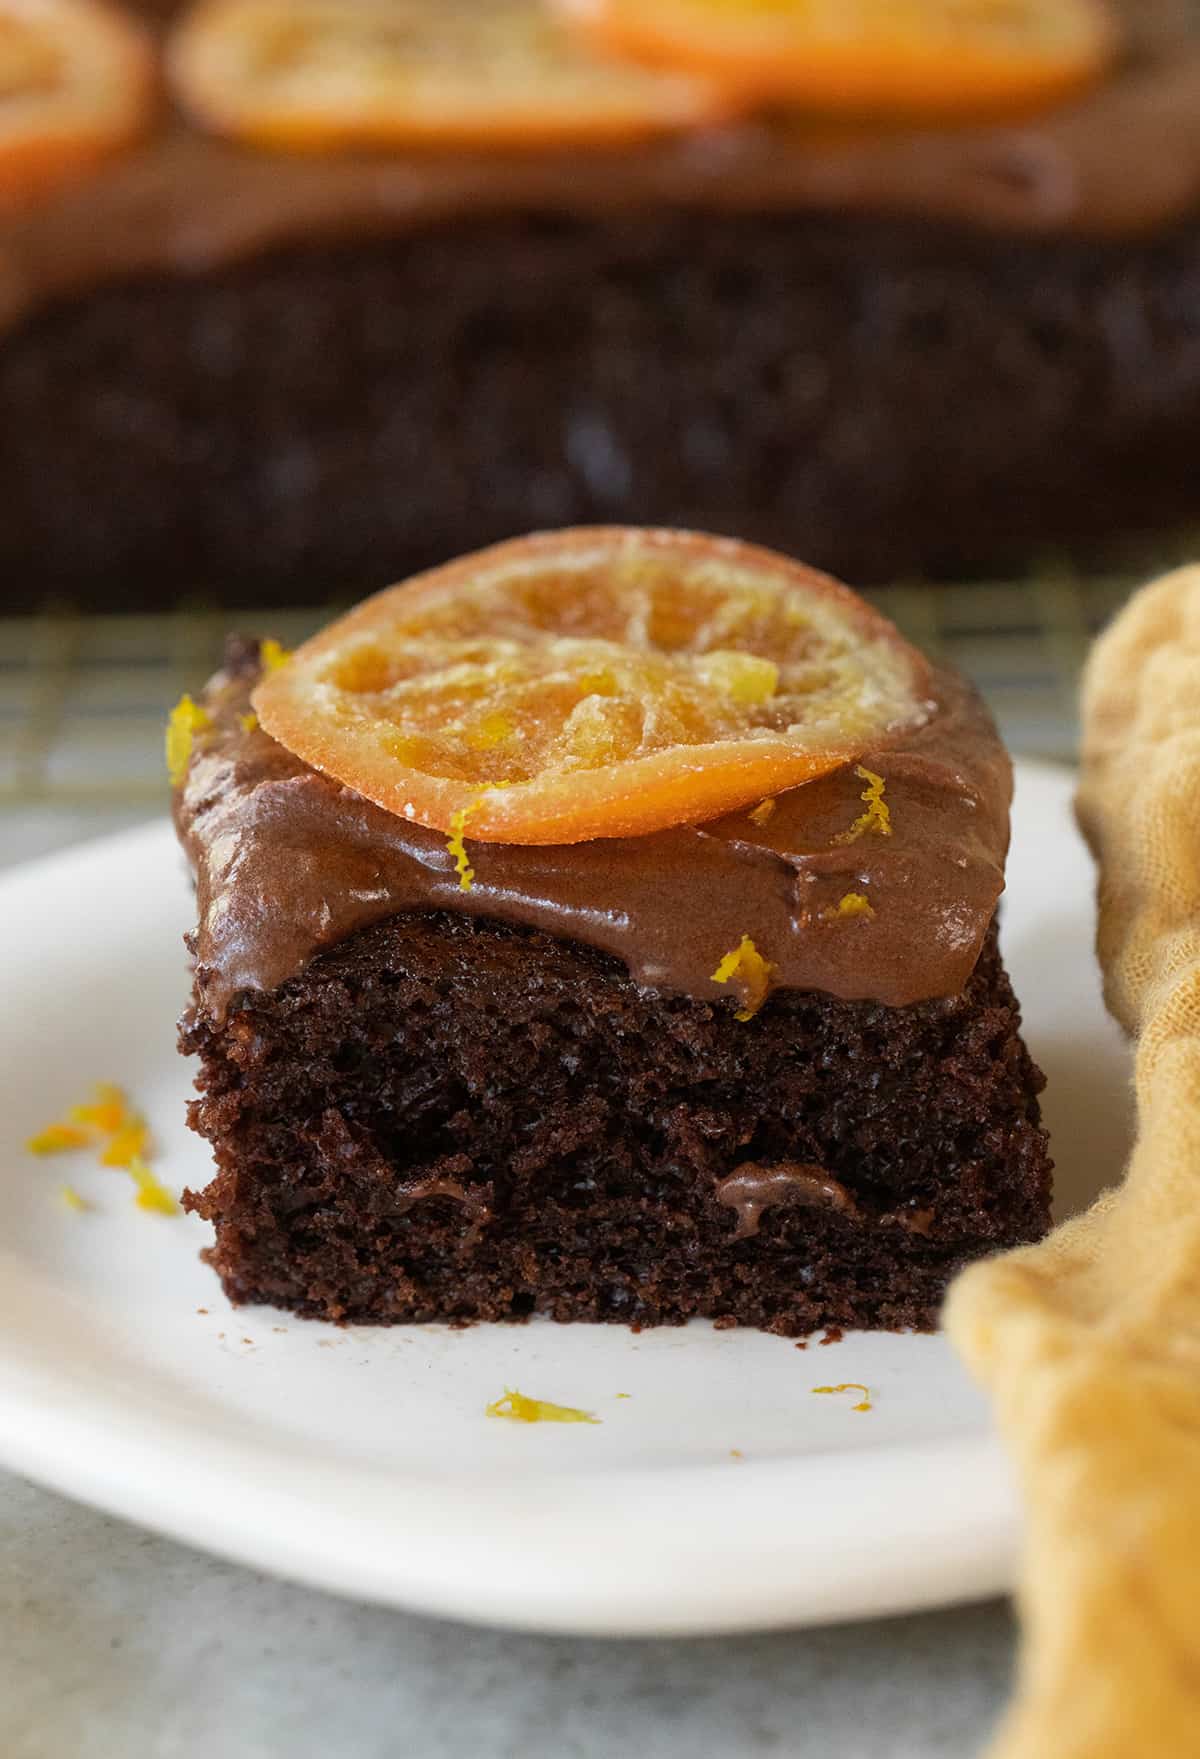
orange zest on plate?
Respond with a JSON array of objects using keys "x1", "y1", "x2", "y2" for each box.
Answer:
[
  {"x1": 485, "y1": 1388, "x2": 599, "y2": 1424},
  {"x1": 27, "y1": 1081, "x2": 126, "y2": 1153},
  {"x1": 26, "y1": 1081, "x2": 176, "y2": 1214},
  {"x1": 252, "y1": 528, "x2": 933, "y2": 847},
  {"x1": 99, "y1": 1115, "x2": 151, "y2": 1168},
  {"x1": 167, "y1": 0, "x2": 737, "y2": 154},
  {"x1": 26, "y1": 1121, "x2": 91, "y2": 1154},
  {"x1": 128, "y1": 1154, "x2": 178, "y2": 1215},
  {"x1": 556, "y1": 0, "x2": 1118, "y2": 119},
  {"x1": 68, "y1": 1079, "x2": 127, "y2": 1136},
  {"x1": 812, "y1": 1381, "x2": 872, "y2": 1412},
  {"x1": 0, "y1": 0, "x2": 156, "y2": 209}
]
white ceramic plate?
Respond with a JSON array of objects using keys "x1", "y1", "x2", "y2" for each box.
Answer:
[{"x1": 0, "y1": 761, "x2": 1130, "y2": 1635}]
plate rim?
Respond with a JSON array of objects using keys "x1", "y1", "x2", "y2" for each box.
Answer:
[{"x1": 0, "y1": 763, "x2": 1086, "y2": 1633}]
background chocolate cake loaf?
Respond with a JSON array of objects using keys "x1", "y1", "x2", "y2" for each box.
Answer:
[{"x1": 2, "y1": 0, "x2": 1199, "y2": 610}]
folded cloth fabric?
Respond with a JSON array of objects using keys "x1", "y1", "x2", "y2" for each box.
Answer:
[{"x1": 945, "y1": 565, "x2": 1200, "y2": 1759}]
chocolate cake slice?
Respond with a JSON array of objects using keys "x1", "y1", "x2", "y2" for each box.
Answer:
[{"x1": 174, "y1": 541, "x2": 1051, "y2": 1334}]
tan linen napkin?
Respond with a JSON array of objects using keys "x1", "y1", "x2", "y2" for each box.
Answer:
[{"x1": 944, "y1": 564, "x2": 1200, "y2": 1759}]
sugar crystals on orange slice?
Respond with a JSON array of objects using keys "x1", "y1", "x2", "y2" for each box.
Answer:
[
  {"x1": 252, "y1": 528, "x2": 933, "y2": 847},
  {"x1": 167, "y1": 0, "x2": 736, "y2": 154},
  {"x1": 557, "y1": 0, "x2": 1118, "y2": 119},
  {"x1": 0, "y1": 0, "x2": 156, "y2": 208}
]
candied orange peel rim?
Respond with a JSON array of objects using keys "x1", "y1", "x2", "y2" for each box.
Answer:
[
  {"x1": 556, "y1": 0, "x2": 1119, "y2": 119},
  {"x1": 0, "y1": 0, "x2": 158, "y2": 209},
  {"x1": 167, "y1": 0, "x2": 739, "y2": 154},
  {"x1": 252, "y1": 527, "x2": 933, "y2": 848}
]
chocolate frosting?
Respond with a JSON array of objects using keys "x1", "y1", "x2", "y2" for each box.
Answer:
[
  {"x1": 1, "y1": 3, "x2": 1199, "y2": 338},
  {"x1": 176, "y1": 641, "x2": 1011, "y2": 1025},
  {"x1": 712, "y1": 1159, "x2": 939, "y2": 1239},
  {"x1": 714, "y1": 1162, "x2": 860, "y2": 1240}
]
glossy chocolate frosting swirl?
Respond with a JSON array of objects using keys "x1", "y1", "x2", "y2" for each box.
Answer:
[{"x1": 176, "y1": 640, "x2": 1011, "y2": 1024}]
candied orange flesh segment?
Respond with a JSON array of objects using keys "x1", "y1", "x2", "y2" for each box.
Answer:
[
  {"x1": 253, "y1": 528, "x2": 932, "y2": 847},
  {"x1": 557, "y1": 0, "x2": 1117, "y2": 118},
  {"x1": 168, "y1": 0, "x2": 736, "y2": 153},
  {"x1": 0, "y1": 0, "x2": 156, "y2": 209}
]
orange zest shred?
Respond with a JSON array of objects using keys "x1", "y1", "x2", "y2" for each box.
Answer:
[
  {"x1": 239, "y1": 711, "x2": 259, "y2": 733},
  {"x1": 812, "y1": 1382, "x2": 873, "y2": 1412},
  {"x1": 748, "y1": 797, "x2": 776, "y2": 827},
  {"x1": 166, "y1": 694, "x2": 212, "y2": 786},
  {"x1": 833, "y1": 765, "x2": 891, "y2": 845},
  {"x1": 68, "y1": 1081, "x2": 127, "y2": 1136},
  {"x1": 832, "y1": 891, "x2": 874, "y2": 921},
  {"x1": 26, "y1": 1122, "x2": 92, "y2": 1154},
  {"x1": 28, "y1": 1082, "x2": 127, "y2": 1152},
  {"x1": 100, "y1": 1117, "x2": 150, "y2": 1168},
  {"x1": 485, "y1": 1388, "x2": 599, "y2": 1425},
  {"x1": 446, "y1": 798, "x2": 485, "y2": 893},
  {"x1": 127, "y1": 1155, "x2": 178, "y2": 1215},
  {"x1": 259, "y1": 638, "x2": 292, "y2": 673},
  {"x1": 28, "y1": 1082, "x2": 178, "y2": 1218},
  {"x1": 711, "y1": 933, "x2": 776, "y2": 1021}
]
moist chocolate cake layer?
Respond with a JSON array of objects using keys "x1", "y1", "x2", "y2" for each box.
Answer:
[
  {"x1": 6, "y1": 211, "x2": 1200, "y2": 609},
  {"x1": 181, "y1": 912, "x2": 1050, "y2": 1333}
]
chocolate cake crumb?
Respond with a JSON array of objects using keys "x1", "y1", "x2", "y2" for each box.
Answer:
[{"x1": 181, "y1": 910, "x2": 1051, "y2": 1335}]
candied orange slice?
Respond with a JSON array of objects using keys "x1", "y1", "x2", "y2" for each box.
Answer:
[
  {"x1": 253, "y1": 528, "x2": 932, "y2": 847},
  {"x1": 557, "y1": 0, "x2": 1117, "y2": 119},
  {"x1": 167, "y1": 0, "x2": 735, "y2": 154},
  {"x1": 0, "y1": 0, "x2": 156, "y2": 208}
]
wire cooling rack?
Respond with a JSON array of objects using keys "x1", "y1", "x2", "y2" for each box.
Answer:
[{"x1": 0, "y1": 560, "x2": 1185, "y2": 810}]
